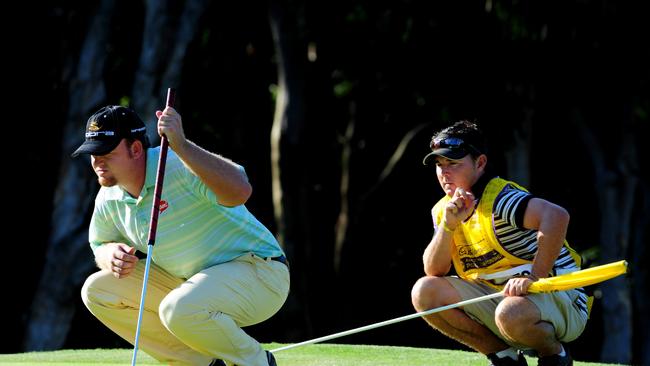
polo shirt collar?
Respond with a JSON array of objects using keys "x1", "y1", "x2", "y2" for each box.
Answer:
[
  {"x1": 471, "y1": 173, "x2": 494, "y2": 201},
  {"x1": 143, "y1": 147, "x2": 160, "y2": 193}
]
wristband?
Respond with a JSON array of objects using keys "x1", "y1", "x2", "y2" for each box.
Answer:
[{"x1": 440, "y1": 220, "x2": 455, "y2": 233}]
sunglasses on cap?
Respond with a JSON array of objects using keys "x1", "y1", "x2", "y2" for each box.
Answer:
[{"x1": 431, "y1": 137, "x2": 481, "y2": 155}]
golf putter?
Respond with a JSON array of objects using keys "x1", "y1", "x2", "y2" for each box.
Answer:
[{"x1": 131, "y1": 87, "x2": 176, "y2": 366}]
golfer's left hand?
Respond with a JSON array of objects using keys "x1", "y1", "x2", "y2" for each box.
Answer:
[
  {"x1": 503, "y1": 277, "x2": 535, "y2": 297},
  {"x1": 156, "y1": 107, "x2": 187, "y2": 151}
]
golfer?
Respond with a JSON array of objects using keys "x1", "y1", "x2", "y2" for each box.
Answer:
[
  {"x1": 74, "y1": 105, "x2": 289, "y2": 366},
  {"x1": 411, "y1": 121, "x2": 588, "y2": 366}
]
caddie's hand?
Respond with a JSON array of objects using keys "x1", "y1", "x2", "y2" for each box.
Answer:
[
  {"x1": 503, "y1": 276, "x2": 534, "y2": 297},
  {"x1": 443, "y1": 187, "x2": 476, "y2": 228},
  {"x1": 98, "y1": 243, "x2": 139, "y2": 279},
  {"x1": 156, "y1": 107, "x2": 187, "y2": 152}
]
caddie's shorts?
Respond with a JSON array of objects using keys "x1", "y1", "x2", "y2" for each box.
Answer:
[{"x1": 445, "y1": 276, "x2": 588, "y2": 349}]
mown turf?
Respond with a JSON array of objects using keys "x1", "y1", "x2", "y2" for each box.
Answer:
[{"x1": 0, "y1": 343, "x2": 627, "y2": 365}]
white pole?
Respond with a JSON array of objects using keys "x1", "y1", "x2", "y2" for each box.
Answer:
[
  {"x1": 131, "y1": 245, "x2": 154, "y2": 366},
  {"x1": 270, "y1": 291, "x2": 504, "y2": 353},
  {"x1": 131, "y1": 88, "x2": 174, "y2": 365}
]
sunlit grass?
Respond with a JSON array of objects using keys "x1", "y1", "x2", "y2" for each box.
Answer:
[{"x1": 0, "y1": 343, "x2": 626, "y2": 365}]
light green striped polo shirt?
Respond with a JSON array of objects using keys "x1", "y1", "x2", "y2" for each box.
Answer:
[{"x1": 89, "y1": 147, "x2": 284, "y2": 278}]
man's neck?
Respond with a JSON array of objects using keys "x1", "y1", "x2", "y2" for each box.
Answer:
[
  {"x1": 121, "y1": 156, "x2": 147, "y2": 198},
  {"x1": 471, "y1": 172, "x2": 493, "y2": 200}
]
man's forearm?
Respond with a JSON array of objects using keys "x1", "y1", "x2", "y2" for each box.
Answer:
[
  {"x1": 531, "y1": 209, "x2": 569, "y2": 278},
  {"x1": 423, "y1": 230, "x2": 454, "y2": 276}
]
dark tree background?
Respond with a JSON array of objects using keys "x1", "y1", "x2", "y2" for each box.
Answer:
[{"x1": 6, "y1": 0, "x2": 649, "y2": 365}]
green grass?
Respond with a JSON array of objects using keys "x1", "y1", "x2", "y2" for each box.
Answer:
[{"x1": 0, "y1": 344, "x2": 627, "y2": 365}]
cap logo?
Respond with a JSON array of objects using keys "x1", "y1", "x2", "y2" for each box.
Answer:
[
  {"x1": 159, "y1": 200, "x2": 169, "y2": 213},
  {"x1": 88, "y1": 120, "x2": 101, "y2": 131},
  {"x1": 85, "y1": 130, "x2": 115, "y2": 138}
]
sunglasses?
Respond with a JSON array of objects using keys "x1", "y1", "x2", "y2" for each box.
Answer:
[{"x1": 430, "y1": 137, "x2": 481, "y2": 155}]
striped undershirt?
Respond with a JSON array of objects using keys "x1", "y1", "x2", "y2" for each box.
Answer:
[{"x1": 494, "y1": 184, "x2": 588, "y2": 315}]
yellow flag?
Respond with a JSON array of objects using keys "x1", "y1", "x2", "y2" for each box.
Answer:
[{"x1": 528, "y1": 260, "x2": 628, "y2": 293}]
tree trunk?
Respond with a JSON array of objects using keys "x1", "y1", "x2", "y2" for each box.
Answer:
[
  {"x1": 23, "y1": 0, "x2": 208, "y2": 351},
  {"x1": 132, "y1": 0, "x2": 208, "y2": 142},
  {"x1": 160, "y1": 0, "x2": 209, "y2": 90},
  {"x1": 131, "y1": 0, "x2": 196, "y2": 141},
  {"x1": 23, "y1": 0, "x2": 116, "y2": 351},
  {"x1": 269, "y1": 0, "x2": 313, "y2": 340},
  {"x1": 333, "y1": 101, "x2": 355, "y2": 273},
  {"x1": 334, "y1": 120, "x2": 428, "y2": 272},
  {"x1": 269, "y1": 0, "x2": 340, "y2": 340},
  {"x1": 573, "y1": 110, "x2": 633, "y2": 364},
  {"x1": 632, "y1": 180, "x2": 650, "y2": 365}
]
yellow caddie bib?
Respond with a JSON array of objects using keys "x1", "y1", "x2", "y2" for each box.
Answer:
[{"x1": 432, "y1": 177, "x2": 583, "y2": 289}]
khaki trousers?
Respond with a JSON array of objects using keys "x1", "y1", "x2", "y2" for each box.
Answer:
[
  {"x1": 445, "y1": 277, "x2": 588, "y2": 350},
  {"x1": 81, "y1": 253, "x2": 290, "y2": 366}
]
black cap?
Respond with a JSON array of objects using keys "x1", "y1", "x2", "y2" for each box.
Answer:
[
  {"x1": 71, "y1": 106, "x2": 150, "y2": 157},
  {"x1": 422, "y1": 121, "x2": 486, "y2": 165}
]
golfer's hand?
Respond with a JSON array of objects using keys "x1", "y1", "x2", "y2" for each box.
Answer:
[
  {"x1": 503, "y1": 277, "x2": 534, "y2": 297},
  {"x1": 443, "y1": 188, "x2": 476, "y2": 228},
  {"x1": 156, "y1": 107, "x2": 187, "y2": 152},
  {"x1": 97, "y1": 243, "x2": 139, "y2": 279}
]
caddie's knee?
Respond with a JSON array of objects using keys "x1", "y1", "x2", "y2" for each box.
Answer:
[
  {"x1": 411, "y1": 276, "x2": 458, "y2": 311},
  {"x1": 495, "y1": 296, "x2": 537, "y2": 339}
]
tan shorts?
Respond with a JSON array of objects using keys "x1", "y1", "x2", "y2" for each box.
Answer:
[{"x1": 445, "y1": 276, "x2": 588, "y2": 349}]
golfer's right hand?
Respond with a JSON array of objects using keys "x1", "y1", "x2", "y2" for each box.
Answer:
[
  {"x1": 443, "y1": 187, "x2": 476, "y2": 228},
  {"x1": 155, "y1": 107, "x2": 187, "y2": 152},
  {"x1": 97, "y1": 243, "x2": 139, "y2": 278}
]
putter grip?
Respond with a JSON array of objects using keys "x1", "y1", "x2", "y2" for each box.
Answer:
[
  {"x1": 147, "y1": 87, "x2": 176, "y2": 246},
  {"x1": 159, "y1": 88, "x2": 175, "y2": 152}
]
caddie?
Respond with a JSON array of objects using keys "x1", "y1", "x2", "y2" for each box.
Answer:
[{"x1": 411, "y1": 120, "x2": 588, "y2": 366}]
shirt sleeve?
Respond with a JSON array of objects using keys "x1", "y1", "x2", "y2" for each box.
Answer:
[
  {"x1": 180, "y1": 160, "x2": 248, "y2": 204},
  {"x1": 89, "y1": 200, "x2": 127, "y2": 253},
  {"x1": 494, "y1": 185, "x2": 534, "y2": 229}
]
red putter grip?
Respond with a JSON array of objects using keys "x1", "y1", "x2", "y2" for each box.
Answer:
[
  {"x1": 147, "y1": 87, "x2": 176, "y2": 246},
  {"x1": 166, "y1": 88, "x2": 176, "y2": 109},
  {"x1": 160, "y1": 88, "x2": 175, "y2": 149}
]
